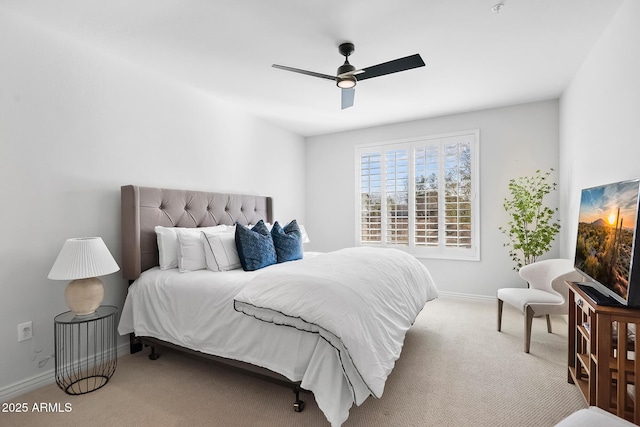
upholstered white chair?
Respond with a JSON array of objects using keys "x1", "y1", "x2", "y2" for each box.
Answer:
[
  {"x1": 497, "y1": 259, "x2": 583, "y2": 353},
  {"x1": 554, "y1": 407, "x2": 636, "y2": 427}
]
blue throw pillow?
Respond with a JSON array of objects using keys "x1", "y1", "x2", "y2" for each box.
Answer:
[
  {"x1": 235, "y1": 221, "x2": 277, "y2": 271},
  {"x1": 271, "y1": 220, "x2": 303, "y2": 263}
]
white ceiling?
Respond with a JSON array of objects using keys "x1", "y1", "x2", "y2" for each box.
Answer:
[{"x1": 3, "y1": 0, "x2": 623, "y2": 136}]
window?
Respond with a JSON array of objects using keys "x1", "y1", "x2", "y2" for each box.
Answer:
[{"x1": 356, "y1": 130, "x2": 479, "y2": 260}]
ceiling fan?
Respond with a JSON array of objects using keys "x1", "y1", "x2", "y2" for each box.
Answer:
[{"x1": 272, "y1": 43, "x2": 425, "y2": 109}]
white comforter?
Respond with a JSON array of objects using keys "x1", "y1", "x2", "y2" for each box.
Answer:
[
  {"x1": 234, "y1": 247, "x2": 438, "y2": 403},
  {"x1": 119, "y1": 248, "x2": 437, "y2": 426}
]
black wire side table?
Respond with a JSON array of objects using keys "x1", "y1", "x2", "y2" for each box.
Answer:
[{"x1": 54, "y1": 305, "x2": 118, "y2": 395}]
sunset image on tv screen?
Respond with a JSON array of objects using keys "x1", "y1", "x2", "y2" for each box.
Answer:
[{"x1": 575, "y1": 180, "x2": 640, "y2": 299}]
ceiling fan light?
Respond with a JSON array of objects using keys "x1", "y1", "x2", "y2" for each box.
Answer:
[{"x1": 337, "y1": 76, "x2": 356, "y2": 89}]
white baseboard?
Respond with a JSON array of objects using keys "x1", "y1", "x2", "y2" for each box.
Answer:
[
  {"x1": 436, "y1": 292, "x2": 569, "y2": 323},
  {"x1": 0, "y1": 369, "x2": 56, "y2": 403},
  {"x1": 437, "y1": 291, "x2": 496, "y2": 301},
  {"x1": 0, "y1": 342, "x2": 130, "y2": 403}
]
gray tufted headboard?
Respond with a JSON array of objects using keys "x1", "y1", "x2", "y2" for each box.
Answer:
[{"x1": 120, "y1": 185, "x2": 273, "y2": 281}]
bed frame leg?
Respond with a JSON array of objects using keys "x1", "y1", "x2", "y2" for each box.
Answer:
[
  {"x1": 148, "y1": 346, "x2": 160, "y2": 360},
  {"x1": 130, "y1": 333, "x2": 143, "y2": 354},
  {"x1": 293, "y1": 385, "x2": 305, "y2": 412}
]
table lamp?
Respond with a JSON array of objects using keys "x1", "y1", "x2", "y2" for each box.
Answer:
[{"x1": 48, "y1": 237, "x2": 120, "y2": 316}]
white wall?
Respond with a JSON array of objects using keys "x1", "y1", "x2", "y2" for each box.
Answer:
[
  {"x1": 0, "y1": 10, "x2": 305, "y2": 396},
  {"x1": 306, "y1": 100, "x2": 560, "y2": 297},
  {"x1": 559, "y1": 0, "x2": 640, "y2": 258}
]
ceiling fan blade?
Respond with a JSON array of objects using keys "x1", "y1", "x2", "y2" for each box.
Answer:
[
  {"x1": 341, "y1": 88, "x2": 355, "y2": 109},
  {"x1": 272, "y1": 64, "x2": 336, "y2": 81},
  {"x1": 356, "y1": 54, "x2": 425, "y2": 81}
]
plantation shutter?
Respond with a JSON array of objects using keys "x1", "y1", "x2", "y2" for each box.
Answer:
[
  {"x1": 414, "y1": 145, "x2": 439, "y2": 247},
  {"x1": 356, "y1": 130, "x2": 479, "y2": 260},
  {"x1": 443, "y1": 137, "x2": 473, "y2": 249},
  {"x1": 360, "y1": 151, "x2": 382, "y2": 245},
  {"x1": 385, "y1": 149, "x2": 410, "y2": 246}
]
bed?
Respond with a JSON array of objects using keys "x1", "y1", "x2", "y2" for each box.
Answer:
[{"x1": 117, "y1": 185, "x2": 438, "y2": 426}]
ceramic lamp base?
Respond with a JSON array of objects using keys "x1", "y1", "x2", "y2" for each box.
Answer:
[{"x1": 64, "y1": 277, "x2": 104, "y2": 316}]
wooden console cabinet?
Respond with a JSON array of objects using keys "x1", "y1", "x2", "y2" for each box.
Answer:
[{"x1": 568, "y1": 281, "x2": 640, "y2": 424}]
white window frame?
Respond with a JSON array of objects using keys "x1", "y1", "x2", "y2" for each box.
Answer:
[{"x1": 355, "y1": 130, "x2": 480, "y2": 261}]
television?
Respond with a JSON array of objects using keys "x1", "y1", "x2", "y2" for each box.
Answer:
[{"x1": 574, "y1": 178, "x2": 640, "y2": 307}]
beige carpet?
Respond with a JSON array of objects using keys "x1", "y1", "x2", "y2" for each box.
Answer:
[{"x1": 2, "y1": 297, "x2": 586, "y2": 427}]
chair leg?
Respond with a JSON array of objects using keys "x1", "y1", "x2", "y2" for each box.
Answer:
[
  {"x1": 497, "y1": 299, "x2": 503, "y2": 332},
  {"x1": 546, "y1": 314, "x2": 552, "y2": 333},
  {"x1": 525, "y1": 306, "x2": 534, "y2": 353}
]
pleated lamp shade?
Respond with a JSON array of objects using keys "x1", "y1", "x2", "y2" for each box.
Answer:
[{"x1": 48, "y1": 237, "x2": 119, "y2": 315}]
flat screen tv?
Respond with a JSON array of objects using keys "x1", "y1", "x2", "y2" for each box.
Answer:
[{"x1": 574, "y1": 178, "x2": 640, "y2": 307}]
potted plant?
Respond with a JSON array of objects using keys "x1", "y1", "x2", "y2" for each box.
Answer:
[{"x1": 499, "y1": 169, "x2": 561, "y2": 270}]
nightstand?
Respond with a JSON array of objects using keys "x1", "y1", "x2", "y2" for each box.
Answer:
[{"x1": 54, "y1": 305, "x2": 118, "y2": 395}]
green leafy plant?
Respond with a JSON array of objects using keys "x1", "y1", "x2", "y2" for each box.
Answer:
[{"x1": 499, "y1": 169, "x2": 561, "y2": 270}]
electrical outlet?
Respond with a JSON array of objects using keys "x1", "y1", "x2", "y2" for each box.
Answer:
[{"x1": 18, "y1": 321, "x2": 33, "y2": 342}]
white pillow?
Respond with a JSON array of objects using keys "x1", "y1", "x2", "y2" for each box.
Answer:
[
  {"x1": 176, "y1": 230, "x2": 207, "y2": 272},
  {"x1": 298, "y1": 224, "x2": 311, "y2": 244},
  {"x1": 201, "y1": 229, "x2": 241, "y2": 272},
  {"x1": 155, "y1": 225, "x2": 227, "y2": 270}
]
